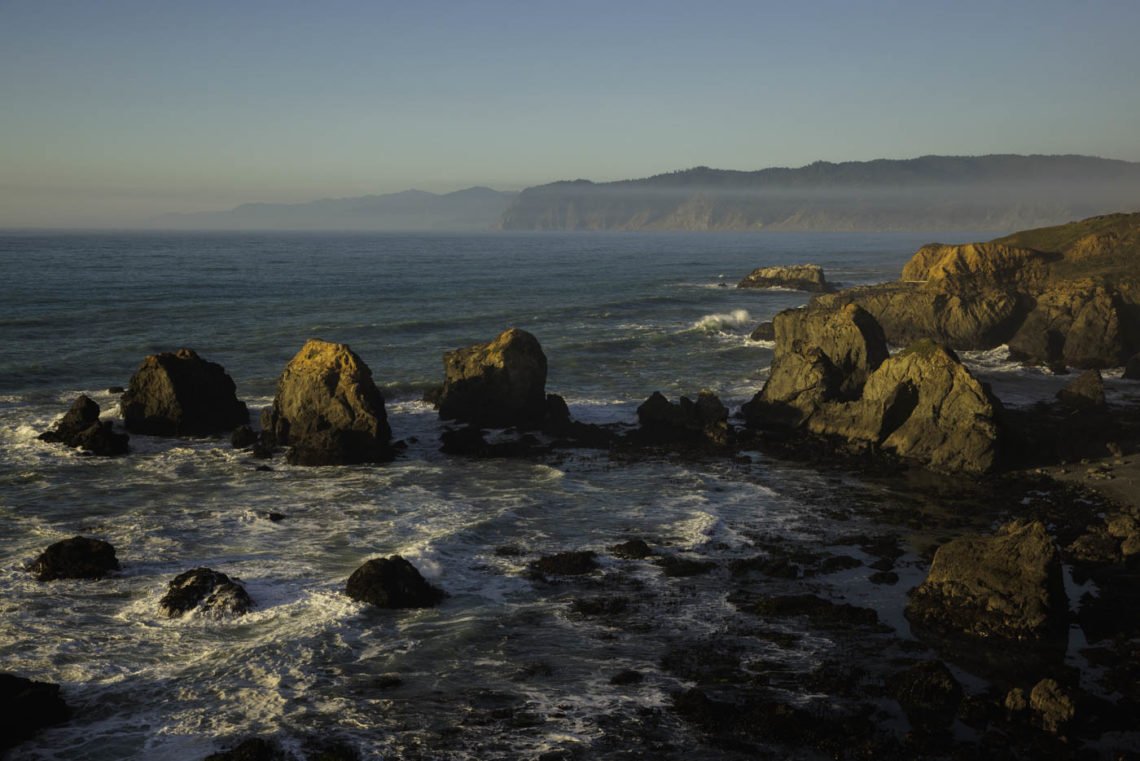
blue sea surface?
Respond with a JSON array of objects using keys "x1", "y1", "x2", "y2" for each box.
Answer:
[{"x1": 0, "y1": 230, "x2": 1037, "y2": 760}]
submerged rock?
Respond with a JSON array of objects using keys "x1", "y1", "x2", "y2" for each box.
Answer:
[
  {"x1": 345, "y1": 555, "x2": 445, "y2": 609},
  {"x1": 202, "y1": 738, "x2": 289, "y2": 761},
  {"x1": 120, "y1": 349, "x2": 249, "y2": 435},
  {"x1": 1056, "y1": 367, "x2": 1105, "y2": 409},
  {"x1": 906, "y1": 520, "x2": 1065, "y2": 640},
  {"x1": 29, "y1": 536, "x2": 120, "y2": 581},
  {"x1": 438, "y1": 328, "x2": 549, "y2": 429},
  {"x1": 261, "y1": 339, "x2": 394, "y2": 466},
  {"x1": 159, "y1": 568, "x2": 254, "y2": 618},
  {"x1": 737, "y1": 264, "x2": 833, "y2": 292},
  {"x1": 0, "y1": 673, "x2": 71, "y2": 753},
  {"x1": 38, "y1": 395, "x2": 128, "y2": 456},
  {"x1": 531, "y1": 551, "x2": 599, "y2": 576}
]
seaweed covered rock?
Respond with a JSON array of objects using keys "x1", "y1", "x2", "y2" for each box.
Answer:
[
  {"x1": 261, "y1": 339, "x2": 394, "y2": 466},
  {"x1": 160, "y1": 568, "x2": 254, "y2": 618},
  {"x1": 29, "y1": 536, "x2": 120, "y2": 581},
  {"x1": 120, "y1": 349, "x2": 249, "y2": 435},
  {"x1": 634, "y1": 390, "x2": 730, "y2": 447},
  {"x1": 737, "y1": 264, "x2": 833, "y2": 292},
  {"x1": 345, "y1": 555, "x2": 445, "y2": 609},
  {"x1": 38, "y1": 395, "x2": 128, "y2": 456},
  {"x1": 906, "y1": 520, "x2": 1065, "y2": 640},
  {"x1": 438, "y1": 328, "x2": 548, "y2": 429},
  {"x1": 0, "y1": 673, "x2": 70, "y2": 753},
  {"x1": 1056, "y1": 368, "x2": 1105, "y2": 409}
]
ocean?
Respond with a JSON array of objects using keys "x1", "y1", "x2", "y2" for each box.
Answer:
[{"x1": 0, "y1": 230, "x2": 1102, "y2": 760}]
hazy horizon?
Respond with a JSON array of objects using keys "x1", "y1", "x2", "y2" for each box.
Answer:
[{"x1": 3, "y1": 0, "x2": 1140, "y2": 228}]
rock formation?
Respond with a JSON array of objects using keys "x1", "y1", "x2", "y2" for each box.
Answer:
[
  {"x1": 120, "y1": 349, "x2": 249, "y2": 435},
  {"x1": 438, "y1": 328, "x2": 549, "y2": 428},
  {"x1": 29, "y1": 536, "x2": 120, "y2": 581},
  {"x1": 737, "y1": 264, "x2": 833, "y2": 292},
  {"x1": 159, "y1": 568, "x2": 254, "y2": 618},
  {"x1": 38, "y1": 395, "x2": 128, "y2": 456},
  {"x1": 261, "y1": 339, "x2": 394, "y2": 466},
  {"x1": 905, "y1": 520, "x2": 1066, "y2": 640},
  {"x1": 1008, "y1": 284, "x2": 1127, "y2": 368},
  {"x1": 1056, "y1": 368, "x2": 1106, "y2": 409},
  {"x1": 634, "y1": 390, "x2": 731, "y2": 447},
  {"x1": 345, "y1": 555, "x2": 445, "y2": 609},
  {"x1": 0, "y1": 673, "x2": 70, "y2": 753}
]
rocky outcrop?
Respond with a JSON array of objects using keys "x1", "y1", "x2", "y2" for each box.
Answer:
[
  {"x1": 29, "y1": 536, "x2": 120, "y2": 581},
  {"x1": 634, "y1": 390, "x2": 731, "y2": 447},
  {"x1": 906, "y1": 520, "x2": 1065, "y2": 640},
  {"x1": 38, "y1": 395, "x2": 128, "y2": 456},
  {"x1": 0, "y1": 673, "x2": 70, "y2": 753},
  {"x1": 749, "y1": 321, "x2": 775, "y2": 341},
  {"x1": 438, "y1": 328, "x2": 548, "y2": 428},
  {"x1": 345, "y1": 555, "x2": 445, "y2": 609},
  {"x1": 737, "y1": 264, "x2": 833, "y2": 292},
  {"x1": 1008, "y1": 284, "x2": 1127, "y2": 368},
  {"x1": 159, "y1": 568, "x2": 254, "y2": 618},
  {"x1": 120, "y1": 349, "x2": 249, "y2": 435},
  {"x1": 1057, "y1": 368, "x2": 1105, "y2": 409},
  {"x1": 261, "y1": 339, "x2": 394, "y2": 466},
  {"x1": 901, "y1": 242, "x2": 1052, "y2": 291}
]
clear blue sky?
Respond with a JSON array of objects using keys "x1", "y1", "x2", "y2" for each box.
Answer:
[{"x1": 2, "y1": 0, "x2": 1138, "y2": 226}]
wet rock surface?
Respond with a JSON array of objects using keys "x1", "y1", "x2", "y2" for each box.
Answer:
[
  {"x1": 29, "y1": 536, "x2": 120, "y2": 581},
  {"x1": 438, "y1": 328, "x2": 549, "y2": 429},
  {"x1": 38, "y1": 395, "x2": 129, "y2": 456},
  {"x1": 159, "y1": 568, "x2": 255, "y2": 618},
  {"x1": 121, "y1": 349, "x2": 249, "y2": 435},
  {"x1": 0, "y1": 673, "x2": 70, "y2": 753},
  {"x1": 261, "y1": 339, "x2": 394, "y2": 465},
  {"x1": 345, "y1": 555, "x2": 445, "y2": 609}
]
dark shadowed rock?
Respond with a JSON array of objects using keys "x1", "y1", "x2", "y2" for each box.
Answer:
[
  {"x1": 345, "y1": 555, "x2": 445, "y2": 609},
  {"x1": 1009, "y1": 284, "x2": 1127, "y2": 368},
  {"x1": 29, "y1": 536, "x2": 120, "y2": 581},
  {"x1": 1029, "y1": 678, "x2": 1075, "y2": 734},
  {"x1": 231, "y1": 424, "x2": 258, "y2": 449},
  {"x1": 749, "y1": 321, "x2": 775, "y2": 341},
  {"x1": 202, "y1": 738, "x2": 290, "y2": 761},
  {"x1": 1125, "y1": 352, "x2": 1140, "y2": 380},
  {"x1": 438, "y1": 328, "x2": 548, "y2": 428},
  {"x1": 737, "y1": 264, "x2": 833, "y2": 292},
  {"x1": 260, "y1": 339, "x2": 394, "y2": 466},
  {"x1": 531, "y1": 551, "x2": 599, "y2": 576},
  {"x1": 634, "y1": 390, "x2": 730, "y2": 447},
  {"x1": 160, "y1": 568, "x2": 254, "y2": 618},
  {"x1": 888, "y1": 660, "x2": 963, "y2": 727},
  {"x1": 120, "y1": 349, "x2": 249, "y2": 435},
  {"x1": 0, "y1": 673, "x2": 70, "y2": 753},
  {"x1": 906, "y1": 520, "x2": 1065, "y2": 640},
  {"x1": 609, "y1": 539, "x2": 652, "y2": 559},
  {"x1": 38, "y1": 395, "x2": 128, "y2": 456},
  {"x1": 1056, "y1": 368, "x2": 1105, "y2": 409}
]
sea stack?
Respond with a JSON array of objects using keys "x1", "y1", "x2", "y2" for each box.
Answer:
[
  {"x1": 438, "y1": 328, "x2": 549, "y2": 429},
  {"x1": 120, "y1": 349, "x2": 249, "y2": 435}
]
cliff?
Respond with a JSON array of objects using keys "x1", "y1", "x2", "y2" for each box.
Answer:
[{"x1": 498, "y1": 155, "x2": 1140, "y2": 232}]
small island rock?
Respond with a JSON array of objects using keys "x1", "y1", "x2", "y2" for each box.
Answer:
[
  {"x1": 159, "y1": 568, "x2": 254, "y2": 618},
  {"x1": 438, "y1": 328, "x2": 549, "y2": 429},
  {"x1": 38, "y1": 395, "x2": 128, "y2": 456},
  {"x1": 346, "y1": 555, "x2": 445, "y2": 609},
  {"x1": 120, "y1": 349, "x2": 249, "y2": 435},
  {"x1": 737, "y1": 264, "x2": 833, "y2": 292},
  {"x1": 29, "y1": 536, "x2": 120, "y2": 581},
  {"x1": 261, "y1": 339, "x2": 394, "y2": 466}
]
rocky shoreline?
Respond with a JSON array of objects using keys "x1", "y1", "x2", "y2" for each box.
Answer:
[{"x1": 12, "y1": 213, "x2": 1140, "y2": 759}]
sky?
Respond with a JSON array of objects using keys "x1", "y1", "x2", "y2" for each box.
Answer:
[{"x1": 2, "y1": 0, "x2": 1139, "y2": 227}]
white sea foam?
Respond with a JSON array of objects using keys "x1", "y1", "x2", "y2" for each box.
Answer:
[{"x1": 692, "y1": 308, "x2": 753, "y2": 332}]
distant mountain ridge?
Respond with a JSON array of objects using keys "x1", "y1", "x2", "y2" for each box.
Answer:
[
  {"x1": 497, "y1": 155, "x2": 1140, "y2": 232},
  {"x1": 153, "y1": 187, "x2": 517, "y2": 231}
]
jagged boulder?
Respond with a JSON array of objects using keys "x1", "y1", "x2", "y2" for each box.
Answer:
[
  {"x1": 261, "y1": 339, "x2": 394, "y2": 466},
  {"x1": 737, "y1": 264, "x2": 833, "y2": 292},
  {"x1": 0, "y1": 673, "x2": 70, "y2": 753},
  {"x1": 906, "y1": 520, "x2": 1065, "y2": 640},
  {"x1": 38, "y1": 395, "x2": 128, "y2": 456},
  {"x1": 120, "y1": 349, "x2": 249, "y2": 435},
  {"x1": 635, "y1": 390, "x2": 730, "y2": 446},
  {"x1": 345, "y1": 555, "x2": 445, "y2": 609},
  {"x1": 159, "y1": 568, "x2": 254, "y2": 618},
  {"x1": 1008, "y1": 284, "x2": 1127, "y2": 368},
  {"x1": 1057, "y1": 368, "x2": 1105, "y2": 409},
  {"x1": 438, "y1": 328, "x2": 548, "y2": 428},
  {"x1": 29, "y1": 536, "x2": 120, "y2": 581}
]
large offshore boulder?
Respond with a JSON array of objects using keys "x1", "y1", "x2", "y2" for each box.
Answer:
[
  {"x1": 1007, "y1": 284, "x2": 1127, "y2": 368},
  {"x1": 0, "y1": 673, "x2": 71, "y2": 753},
  {"x1": 38, "y1": 395, "x2": 128, "y2": 456},
  {"x1": 120, "y1": 349, "x2": 249, "y2": 435},
  {"x1": 159, "y1": 568, "x2": 254, "y2": 619},
  {"x1": 29, "y1": 536, "x2": 120, "y2": 581},
  {"x1": 261, "y1": 339, "x2": 394, "y2": 466},
  {"x1": 906, "y1": 520, "x2": 1066, "y2": 640},
  {"x1": 438, "y1": 328, "x2": 549, "y2": 428},
  {"x1": 345, "y1": 555, "x2": 445, "y2": 609},
  {"x1": 737, "y1": 264, "x2": 833, "y2": 292}
]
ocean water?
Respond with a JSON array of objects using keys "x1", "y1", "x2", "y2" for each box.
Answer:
[{"x1": 0, "y1": 230, "x2": 1108, "y2": 760}]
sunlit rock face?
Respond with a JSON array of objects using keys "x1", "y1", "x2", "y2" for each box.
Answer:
[
  {"x1": 261, "y1": 338, "x2": 394, "y2": 465},
  {"x1": 737, "y1": 264, "x2": 834, "y2": 292},
  {"x1": 438, "y1": 328, "x2": 548, "y2": 429}
]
